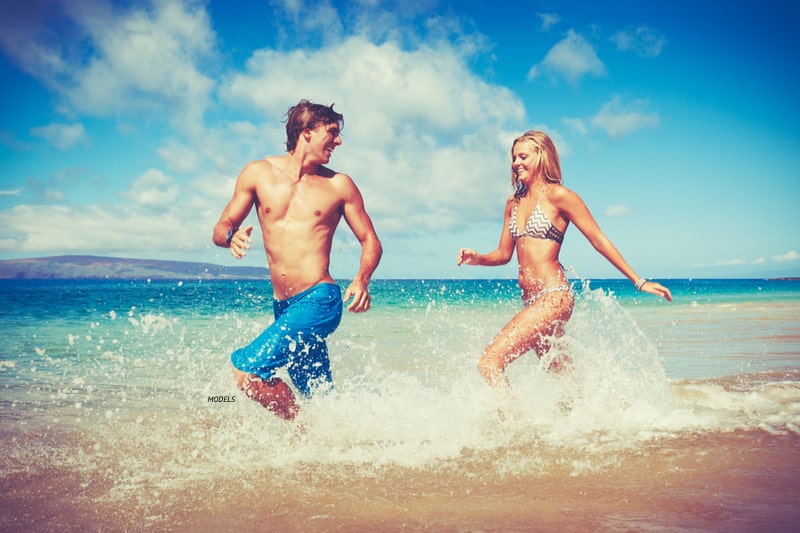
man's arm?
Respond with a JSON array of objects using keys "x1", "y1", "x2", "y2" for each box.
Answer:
[
  {"x1": 212, "y1": 162, "x2": 258, "y2": 259},
  {"x1": 339, "y1": 175, "x2": 382, "y2": 312}
]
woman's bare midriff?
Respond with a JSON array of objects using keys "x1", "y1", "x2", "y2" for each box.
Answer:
[{"x1": 517, "y1": 261, "x2": 569, "y2": 303}]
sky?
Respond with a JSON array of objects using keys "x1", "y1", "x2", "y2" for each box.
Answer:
[{"x1": 1, "y1": 0, "x2": 799, "y2": 280}]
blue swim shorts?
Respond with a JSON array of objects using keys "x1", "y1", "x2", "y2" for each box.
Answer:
[{"x1": 231, "y1": 282, "x2": 342, "y2": 397}]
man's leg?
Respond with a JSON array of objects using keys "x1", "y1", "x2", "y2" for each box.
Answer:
[
  {"x1": 232, "y1": 367, "x2": 299, "y2": 420},
  {"x1": 284, "y1": 283, "x2": 342, "y2": 397},
  {"x1": 230, "y1": 283, "x2": 342, "y2": 418}
]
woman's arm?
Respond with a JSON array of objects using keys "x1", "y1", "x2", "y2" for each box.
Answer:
[
  {"x1": 553, "y1": 186, "x2": 672, "y2": 301},
  {"x1": 458, "y1": 198, "x2": 516, "y2": 267}
]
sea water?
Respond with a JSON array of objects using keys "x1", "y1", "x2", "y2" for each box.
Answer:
[{"x1": 1, "y1": 278, "x2": 798, "y2": 531}]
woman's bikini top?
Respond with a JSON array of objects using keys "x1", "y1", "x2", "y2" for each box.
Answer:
[{"x1": 508, "y1": 186, "x2": 565, "y2": 244}]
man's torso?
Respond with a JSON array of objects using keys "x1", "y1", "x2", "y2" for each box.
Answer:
[{"x1": 254, "y1": 156, "x2": 346, "y2": 299}]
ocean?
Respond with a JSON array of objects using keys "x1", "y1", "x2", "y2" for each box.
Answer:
[{"x1": 1, "y1": 278, "x2": 798, "y2": 532}]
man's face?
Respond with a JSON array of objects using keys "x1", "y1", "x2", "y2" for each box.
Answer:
[{"x1": 310, "y1": 122, "x2": 342, "y2": 163}]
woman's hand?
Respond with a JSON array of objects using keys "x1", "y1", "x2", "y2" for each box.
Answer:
[
  {"x1": 640, "y1": 281, "x2": 672, "y2": 302},
  {"x1": 457, "y1": 248, "x2": 479, "y2": 266}
]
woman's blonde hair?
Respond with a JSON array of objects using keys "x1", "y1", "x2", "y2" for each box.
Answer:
[{"x1": 511, "y1": 130, "x2": 562, "y2": 200}]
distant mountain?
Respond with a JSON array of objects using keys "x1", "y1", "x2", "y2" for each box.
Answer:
[{"x1": 0, "y1": 255, "x2": 269, "y2": 280}]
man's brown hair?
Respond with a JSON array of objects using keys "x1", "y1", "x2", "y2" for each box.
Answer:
[{"x1": 284, "y1": 100, "x2": 344, "y2": 152}]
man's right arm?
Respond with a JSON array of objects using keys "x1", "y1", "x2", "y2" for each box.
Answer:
[{"x1": 212, "y1": 162, "x2": 258, "y2": 258}]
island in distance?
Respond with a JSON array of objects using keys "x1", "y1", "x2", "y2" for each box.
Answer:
[{"x1": 0, "y1": 255, "x2": 268, "y2": 280}]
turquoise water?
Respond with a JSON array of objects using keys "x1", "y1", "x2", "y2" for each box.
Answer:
[
  {"x1": 1, "y1": 278, "x2": 799, "y2": 531},
  {"x1": 6, "y1": 277, "x2": 795, "y2": 370},
  {"x1": 1, "y1": 278, "x2": 798, "y2": 415}
]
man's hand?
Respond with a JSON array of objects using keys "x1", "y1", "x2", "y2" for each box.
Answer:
[
  {"x1": 230, "y1": 226, "x2": 253, "y2": 260},
  {"x1": 343, "y1": 280, "x2": 372, "y2": 313}
]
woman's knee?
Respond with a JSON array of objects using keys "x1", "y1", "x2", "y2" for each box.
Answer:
[{"x1": 478, "y1": 353, "x2": 503, "y2": 383}]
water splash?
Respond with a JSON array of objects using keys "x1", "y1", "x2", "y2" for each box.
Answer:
[{"x1": 2, "y1": 280, "x2": 798, "y2": 515}]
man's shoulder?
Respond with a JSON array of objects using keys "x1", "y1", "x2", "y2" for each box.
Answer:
[
  {"x1": 316, "y1": 164, "x2": 342, "y2": 177},
  {"x1": 240, "y1": 156, "x2": 285, "y2": 181},
  {"x1": 319, "y1": 166, "x2": 355, "y2": 186},
  {"x1": 247, "y1": 155, "x2": 282, "y2": 172}
]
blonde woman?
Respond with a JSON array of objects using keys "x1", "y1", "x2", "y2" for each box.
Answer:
[{"x1": 457, "y1": 130, "x2": 671, "y2": 388}]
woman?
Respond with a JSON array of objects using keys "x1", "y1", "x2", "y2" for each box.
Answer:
[{"x1": 457, "y1": 130, "x2": 671, "y2": 388}]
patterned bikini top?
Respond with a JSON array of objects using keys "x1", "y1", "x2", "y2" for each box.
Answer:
[{"x1": 508, "y1": 186, "x2": 565, "y2": 244}]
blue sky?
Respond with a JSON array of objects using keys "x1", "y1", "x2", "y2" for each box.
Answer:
[{"x1": 1, "y1": 0, "x2": 798, "y2": 280}]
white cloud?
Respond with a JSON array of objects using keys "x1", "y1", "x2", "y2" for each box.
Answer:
[
  {"x1": 125, "y1": 169, "x2": 179, "y2": 209},
  {"x1": 157, "y1": 139, "x2": 203, "y2": 175},
  {"x1": 0, "y1": 189, "x2": 23, "y2": 196},
  {"x1": 0, "y1": 203, "x2": 201, "y2": 255},
  {"x1": 528, "y1": 29, "x2": 606, "y2": 85},
  {"x1": 45, "y1": 190, "x2": 65, "y2": 202},
  {"x1": 0, "y1": 1, "x2": 527, "y2": 262},
  {"x1": 611, "y1": 26, "x2": 666, "y2": 58},
  {"x1": 0, "y1": 177, "x2": 224, "y2": 257},
  {"x1": 29, "y1": 122, "x2": 88, "y2": 150},
  {"x1": 604, "y1": 204, "x2": 632, "y2": 217},
  {"x1": 278, "y1": 0, "x2": 344, "y2": 43},
  {"x1": 713, "y1": 258, "x2": 747, "y2": 267},
  {"x1": 2, "y1": 0, "x2": 217, "y2": 135},
  {"x1": 561, "y1": 117, "x2": 588, "y2": 135},
  {"x1": 0, "y1": 28, "x2": 527, "y2": 255},
  {"x1": 773, "y1": 250, "x2": 800, "y2": 262},
  {"x1": 712, "y1": 252, "x2": 800, "y2": 267},
  {"x1": 537, "y1": 13, "x2": 560, "y2": 32},
  {"x1": 219, "y1": 35, "x2": 526, "y2": 234},
  {"x1": 591, "y1": 95, "x2": 659, "y2": 138}
]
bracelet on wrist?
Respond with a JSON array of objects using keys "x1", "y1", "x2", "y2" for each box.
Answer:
[
  {"x1": 634, "y1": 278, "x2": 648, "y2": 291},
  {"x1": 226, "y1": 227, "x2": 238, "y2": 247}
]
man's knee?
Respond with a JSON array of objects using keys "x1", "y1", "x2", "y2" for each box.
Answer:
[
  {"x1": 232, "y1": 366, "x2": 251, "y2": 391},
  {"x1": 232, "y1": 366, "x2": 280, "y2": 394}
]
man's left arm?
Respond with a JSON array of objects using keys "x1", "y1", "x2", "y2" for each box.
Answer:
[{"x1": 340, "y1": 175, "x2": 382, "y2": 313}]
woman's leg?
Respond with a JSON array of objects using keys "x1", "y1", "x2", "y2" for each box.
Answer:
[{"x1": 478, "y1": 291, "x2": 573, "y2": 387}]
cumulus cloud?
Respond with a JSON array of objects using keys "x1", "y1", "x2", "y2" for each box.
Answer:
[
  {"x1": 125, "y1": 169, "x2": 179, "y2": 209},
  {"x1": 611, "y1": 26, "x2": 666, "y2": 57},
  {"x1": 561, "y1": 117, "x2": 588, "y2": 135},
  {"x1": 773, "y1": 250, "x2": 800, "y2": 262},
  {"x1": 29, "y1": 122, "x2": 88, "y2": 150},
  {"x1": 219, "y1": 35, "x2": 526, "y2": 233},
  {"x1": 0, "y1": 1, "x2": 531, "y2": 260},
  {"x1": 274, "y1": 0, "x2": 344, "y2": 44},
  {"x1": 537, "y1": 13, "x2": 560, "y2": 32},
  {"x1": 157, "y1": 139, "x2": 204, "y2": 175},
  {"x1": 0, "y1": 203, "x2": 195, "y2": 254},
  {"x1": 591, "y1": 95, "x2": 659, "y2": 138},
  {"x1": 604, "y1": 204, "x2": 632, "y2": 217},
  {"x1": 713, "y1": 258, "x2": 747, "y2": 267},
  {"x1": 0, "y1": 0, "x2": 217, "y2": 135},
  {"x1": 528, "y1": 29, "x2": 606, "y2": 85},
  {"x1": 712, "y1": 251, "x2": 799, "y2": 267}
]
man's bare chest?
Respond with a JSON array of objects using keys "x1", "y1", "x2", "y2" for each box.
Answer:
[{"x1": 256, "y1": 180, "x2": 341, "y2": 224}]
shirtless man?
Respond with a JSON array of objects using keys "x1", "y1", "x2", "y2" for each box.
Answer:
[{"x1": 212, "y1": 100, "x2": 382, "y2": 420}]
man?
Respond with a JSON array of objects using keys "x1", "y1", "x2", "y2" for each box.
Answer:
[{"x1": 212, "y1": 100, "x2": 382, "y2": 420}]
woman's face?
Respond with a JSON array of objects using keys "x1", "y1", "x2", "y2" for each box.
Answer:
[{"x1": 511, "y1": 140, "x2": 540, "y2": 184}]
